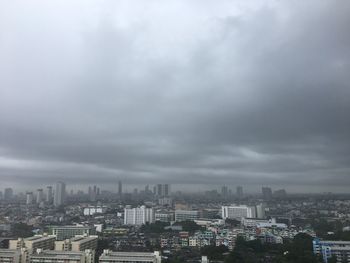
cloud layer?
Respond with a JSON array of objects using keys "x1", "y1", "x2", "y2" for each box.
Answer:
[{"x1": 0, "y1": 0, "x2": 349, "y2": 192}]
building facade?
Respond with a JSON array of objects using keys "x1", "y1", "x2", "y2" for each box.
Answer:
[
  {"x1": 124, "y1": 206, "x2": 155, "y2": 225},
  {"x1": 50, "y1": 226, "x2": 96, "y2": 241},
  {"x1": 99, "y1": 250, "x2": 161, "y2": 263},
  {"x1": 221, "y1": 205, "x2": 256, "y2": 219},
  {"x1": 54, "y1": 182, "x2": 66, "y2": 207},
  {"x1": 9, "y1": 235, "x2": 56, "y2": 254}
]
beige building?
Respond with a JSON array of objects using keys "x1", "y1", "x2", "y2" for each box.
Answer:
[
  {"x1": 29, "y1": 249, "x2": 94, "y2": 263},
  {"x1": 0, "y1": 248, "x2": 28, "y2": 263},
  {"x1": 54, "y1": 235, "x2": 98, "y2": 259},
  {"x1": 99, "y1": 250, "x2": 161, "y2": 263},
  {"x1": 9, "y1": 234, "x2": 56, "y2": 253}
]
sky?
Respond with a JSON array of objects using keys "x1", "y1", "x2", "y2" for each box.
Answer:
[{"x1": 0, "y1": 0, "x2": 349, "y2": 193}]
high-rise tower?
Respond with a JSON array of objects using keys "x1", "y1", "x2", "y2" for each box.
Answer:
[{"x1": 54, "y1": 182, "x2": 66, "y2": 207}]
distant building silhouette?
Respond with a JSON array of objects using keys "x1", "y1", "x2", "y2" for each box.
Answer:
[
  {"x1": 54, "y1": 182, "x2": 66, "y2": 207},
  {"x1": 156, "y1": 184, "x2": 170, "y2": 197},
  {"x1": 236, "y1": 186, "x2": 243, "y2": 199},
  {"x1": 118, "y1": 180, "x2": 122, "y2": 195},
  {"x1": 4, "y1": 188, "x2": 13, "y2": 201},
  {"x1": 46, "y1": 186, "x2": 53, "y2": 203},
  {"x1": 262, "y1": 187, "x2": 272, "y2": 200}
]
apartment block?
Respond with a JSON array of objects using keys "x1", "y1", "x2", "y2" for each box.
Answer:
[
  {"x1": 99, "y1": 250, "x2": 161, "y2": 263},
  {"x1": 9, "y1": 235, "x2": 56, "y2": 253}
]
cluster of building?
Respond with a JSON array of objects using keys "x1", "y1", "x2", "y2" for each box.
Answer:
[
  {"x1": 4, "y1": 183, "x2": 350, "y2": 262},
  {"x1": 313, "y1": 239, "x2": 350, "y2": 263},
  {"x1": 0, "y1": 233, "x2": 97, "y2": 263},
  {"x1": 0, "y1": 231, "x2": 162, "y2": 263},
  {"x1": 25, "y1": 182, "x2": 66, "y2": 207}
]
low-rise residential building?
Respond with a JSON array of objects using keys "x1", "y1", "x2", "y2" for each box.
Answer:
[
  {"x1": 0, "y1": 248, "x2": 28, "y2": 263},
  {"x1": 55, "y1": 235, "x2": 98, "y2": 252},
  {"x1": 29, "y1": 249, "x2": 94, "y2": 263},
  {"x1": 99, "y1": 250, "x2": 161, "y2": 263},
  {"x1": 313, "y1": 239, "x2": 350, "y2": 263},
  {"x1": 9, "y1": 235, "x2": 56, "y2": 253},
  {"x1": 175, "y1": 210, "x2": 200, "y2": 221},
  {"x1": 50, "y1": 225, "x2": 96, "y2": 240}
]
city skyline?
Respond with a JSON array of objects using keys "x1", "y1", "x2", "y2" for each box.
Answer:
[{"x1": 0, "y1": 1, "x2": 350, "y2": 192}]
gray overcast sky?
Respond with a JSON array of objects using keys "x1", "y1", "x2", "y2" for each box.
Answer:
[{"x1": 0, "y1": 0, "x2": 349, "y2": 193}]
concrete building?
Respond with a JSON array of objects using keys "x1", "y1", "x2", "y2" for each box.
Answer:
[
  {"x1": 221, "y1": 205, "x2": 256, "y2": 219},
  {"x1": 36, "y1": 189, "x2": 43, "y2": 204},
  {"x1": 313, "y1": 239, "x2": 350, "y2": 263},
  {"x1": 236, "y1": 186, "x2": 243, "y2": 199},
  {"x1": 55, "y1": 235, "x2": 98, "y2": 252},
  {"x1": 118, "y1": 181, "x2": 122, "y2": 196},
  {"x1": 221, "y1": 186, "x2": 228, "y2": 198},
  {"x1": 262, "y1": 187, "x2": 272, "y2": 200},
  {"x1": 54, "y1": 182, "x2": 66, "y2": 207},
  {"x1": 156, "y1": 184, "x2": 170, "y2": 197},
  {"x1": 256, "y1": 204, "x2": 266, "y2": 219},
  {"x1": 175, "y1": 210, "x2": 200, "y2": 222},
  {"x1": 0, "y1": 248, "x2": 28, "y2": 263},
  {"x1": 155, "y1": 211, "x2": 174, "y2": 222},
  {"x1": 4, "y1": 188, "x2": 13, "y2": 201},
  {"x1": 26, "y1": 192, "x2": 34, "y2": 205},
  {"x1": 158, "y1": 197, "x2": 172, "y2": 206},
  {"x1": 9, "y1": 235, "x2": 56, "y2": 253},
  {"x1": 242, "y1": 218, "x2": 280, "y2": 228},
  {"x1": 50, "y1": 226, "x2": 96, "y2": 241},
  {"x1": 29, "y1": 249, "x2": 94, "y2": 263},
  {"x1": 124, "y1": 206, "x2": 154, "y2": 225},
  {"x1": 99, "y1": 250, "x2": 161, "y2": 263},
  {"x1": 46, "y1": 186, "x2": 53, "y2": 203},
  {"x1": 83, "y1": 206, "x2": 107, "y2": 216}
]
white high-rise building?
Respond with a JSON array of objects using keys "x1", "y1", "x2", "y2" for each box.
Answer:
[
  {"x1": 221, "y1": 205, "x2": 256, "y2": 219},
  {"x1": 256, "y1": 204, "x2": 266, "y2": 219},
  {"x1": 26, "y1": 192, "x2": 34, "y2": 205},
  {"x1": 124, "y1": 206, "x2": 154, "y2": 225},
  {"x1": 54, "y1": 182, "x2": 66, "y2": 207}
]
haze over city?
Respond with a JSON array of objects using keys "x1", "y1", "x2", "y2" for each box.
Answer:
[{"x1": 0, "y1": 0, "x2": 349, "y2": 193}]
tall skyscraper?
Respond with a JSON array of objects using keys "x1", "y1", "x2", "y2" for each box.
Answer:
[
  {"x1": 46, "y1": 186, "x2": 53, "y2": 203},
  {"x1": 26, "y1": 192, "x2": 34, "y2": 205},
  {"x1": 156, "y1": 184, "x2": 170, "y2": 197},
  {"x1": 4, "y1": 188, "x2": 13, "y2": 201},
  {"x1": 36, "y1": 189, "x2": 43, "y2": 204},
  {"x1": 118, "y1": 181, "x2": 122, "y2": 195},
  {"x1": 54, "y1": 182, "x2": 66, "y2": 207},
  {"x1": 221, "y1": 186, "x2": 228, "y2": 198},
  {"x1": 262, "y1": 187, "x2": 272, "y2": 200},
  {"x1": 88, "y1": 185, "x2": 100, "y2": 202},
  {"x1": 145, "y1": 184, "x2": 149, "y2": 193},
  {"x1": 236, "y1": 186, "x2": 243, "y2": 198}
]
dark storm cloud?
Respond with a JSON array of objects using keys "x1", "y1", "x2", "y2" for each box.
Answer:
[{"x1": 0, "y1": 1, "x2": 349, "y2": 192}]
